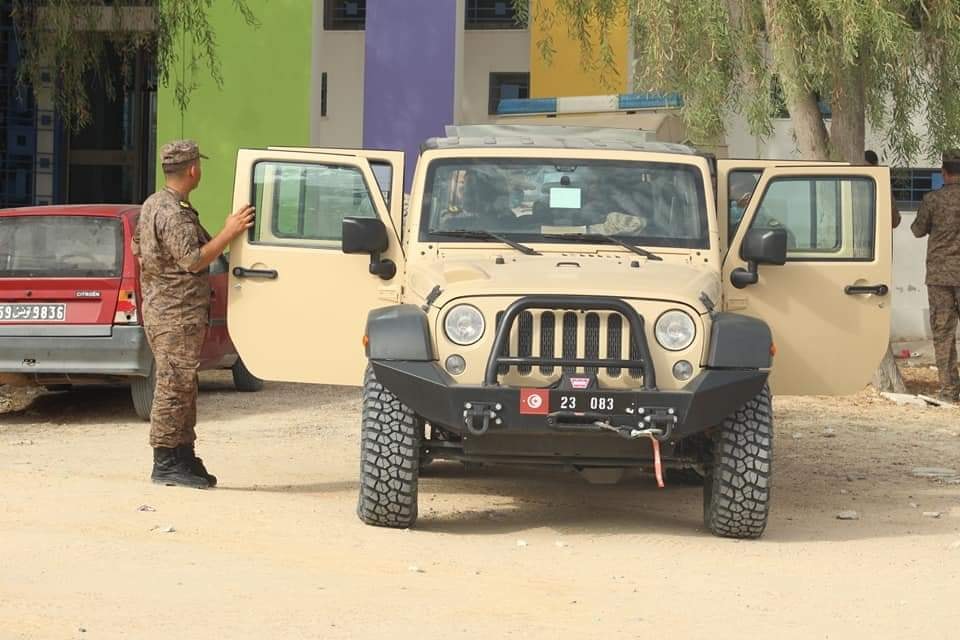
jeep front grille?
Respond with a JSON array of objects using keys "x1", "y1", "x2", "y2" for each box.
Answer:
[{"x1": 495, "y1": 309, "x2": 645, "y2": 381}]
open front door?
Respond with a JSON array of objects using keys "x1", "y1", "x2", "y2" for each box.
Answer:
[
  {"x1": 723, "y1": 165, "x2": 892, "y2": 395},
  {"x1": 227, "y1": 149, "x2": 403, "y2": 385}
]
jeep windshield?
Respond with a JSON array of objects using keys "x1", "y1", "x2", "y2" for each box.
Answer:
[{"x1": 420, "y1": 158, "x2": 709, "y2": 249}]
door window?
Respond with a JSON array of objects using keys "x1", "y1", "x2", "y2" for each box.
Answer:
[
  {"x1": 747, "y1": 177, "x2": 876, "y2": 260},
  {"x1": 251, "y1": 162, "x2": 377, "y2": 247},
  {"x1": 728, "y1": 169, "x2": 762, "y2": 239}
]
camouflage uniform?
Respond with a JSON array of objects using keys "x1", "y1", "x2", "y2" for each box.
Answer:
[
  {"x1": 911, "y1": 151, "x2": 960, "y2": 400},
  {"x1": 132, "y1": 141, "x2": 212, "y2": 448}
]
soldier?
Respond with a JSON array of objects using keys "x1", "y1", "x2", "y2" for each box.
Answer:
[
  {"x1": 133, "y1": 140, "x2": 254, "y2": 488},
  {"x1": 911, "y1": 149, "x2": 960, "y2": 402}
]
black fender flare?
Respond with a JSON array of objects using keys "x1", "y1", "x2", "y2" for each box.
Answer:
[
  {"x1": 365, "y1": 304, "x2": 435, "y2": 361},
  {"x1": 706, "y1": 313, "x2": 773, "y2": 369}
]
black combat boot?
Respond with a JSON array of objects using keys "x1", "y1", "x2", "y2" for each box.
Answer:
[
  {"x1": 177, "y1": 443, "x2": 217, "y2": 487},
  {"x1": 151, "y1": 447, "x2": 210, "y2": 489}
]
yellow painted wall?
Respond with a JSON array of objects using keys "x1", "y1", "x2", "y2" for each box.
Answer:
[{"x1": 529, "y1": 0, "x2": 630, "y2": 98}]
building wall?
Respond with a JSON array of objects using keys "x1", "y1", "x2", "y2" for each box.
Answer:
[
  {"x1": 460, "y1": 29, "x2": 530, "y2": 124},
  {"x1": 156, "y1": 0, "x2": 312, "y2": 230},
  {"x1": 362, "y1": 0, "x2": 461, "y2": 189},
  {"x1": 528, "y1": 0, "x2": 630, "y2": 98},
  {"x1": 311, "y1": 0, "x2": 364, "y2": 148}
]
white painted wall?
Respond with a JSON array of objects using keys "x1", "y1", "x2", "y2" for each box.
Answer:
[
  {"x1": 892, "y1": 211, "x2": 932, "y2": 340},
  {"x1": 311, "y1": 0, "x2": 365, "y2": 147},
  {"x1": 460, "y1": 29, "x2": 531, "y2": 124}
]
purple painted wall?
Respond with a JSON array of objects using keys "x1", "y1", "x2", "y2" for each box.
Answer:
[{"x1": 363, "y1": 0, "x2": 459, "y2": 191}]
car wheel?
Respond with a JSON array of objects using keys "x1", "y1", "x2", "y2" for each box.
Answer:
[
  {"x1": 703, "y1": 384, "x2": 772, "y2": 539},
  {"x1": 231, "y1": 357, "x2": 264, "y2": 392},
  {"x1": 357, "y1": 365, "x2": 419, "y2": 529},
  {"x1": 130, "y1": 367, "x2": 155, "y2": 422}
]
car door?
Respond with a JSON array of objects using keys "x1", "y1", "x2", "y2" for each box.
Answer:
[
  {"x1": 199, "y1": 254, "x2": 231, "y2": 368},
  {"x1": 227, "y1": 149, "x2": 404, "y2": 385},
  {"x1": 723, "y1": 165, "x2": 892, "y2": 395}
]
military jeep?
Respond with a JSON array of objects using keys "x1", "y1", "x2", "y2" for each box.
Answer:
[{"x1": 227, "y1": 125, "x2": 892, "y2": 539}]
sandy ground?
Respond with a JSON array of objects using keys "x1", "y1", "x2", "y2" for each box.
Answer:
[{"x1": 1, "y1": 368, "x2": 959, "y2": 640}]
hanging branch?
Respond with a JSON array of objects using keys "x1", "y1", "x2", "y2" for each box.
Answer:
[{"x1": 11, "y1": 0, "x2": 258, "y2": 133}]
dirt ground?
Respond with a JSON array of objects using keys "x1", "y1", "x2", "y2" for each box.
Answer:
[{"x1": 1, "y1": 367, "x2": 959, "y2": 640}]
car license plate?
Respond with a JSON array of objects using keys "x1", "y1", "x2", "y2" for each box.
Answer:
[
  {"x1": 0, "y1": 303, "x2": 67, "y2": 322},
  {"x1": 549, "y1": 390, "x2": 633, "y2": 414}
]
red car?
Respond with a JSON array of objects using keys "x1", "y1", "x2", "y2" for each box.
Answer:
[{"x1": 0, "y1": 204, "x2": 262, "y2": 419}]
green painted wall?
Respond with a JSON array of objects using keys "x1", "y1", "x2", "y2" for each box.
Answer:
[{"x1": 156, "y1": 0, "x2": 313, "y2": 231}]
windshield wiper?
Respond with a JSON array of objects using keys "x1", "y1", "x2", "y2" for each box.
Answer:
[
  {"x1": 543, "y1": 233, "x2": 663, "y2": 261},
  {"x1": 432, "y1": 229, "x2": 541, "y2": 256}
]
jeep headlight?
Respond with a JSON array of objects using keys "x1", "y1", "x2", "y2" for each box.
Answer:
[
  {"x1": 444, "y1": 304, "x2": 485, "y2": 346},
  {"x1": 655, "y1": 310, "x2": 696, "y2": 351}
]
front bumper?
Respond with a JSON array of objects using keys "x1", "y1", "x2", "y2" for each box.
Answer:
[
  {"x1": 0, "y1": 325, "x2": 152, "y2": 378},
  {"x1": 372, "y1": 359, "x2": 768, "y2": 440}
]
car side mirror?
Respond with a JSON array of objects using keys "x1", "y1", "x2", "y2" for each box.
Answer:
[
  {"x1": 731, "y1": 227, "x2": 788, "y2": 289},
  {"x1": 342, "y1": 217, "x2": 396, "y2": 280}
]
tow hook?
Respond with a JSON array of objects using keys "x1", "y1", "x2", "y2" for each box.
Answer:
[
  {"x1": 637, "y1": 408, "x2": 677, "y2": 441},
  {"x1": 463, "y1": 402, "x2": 502, "y2": 436}
]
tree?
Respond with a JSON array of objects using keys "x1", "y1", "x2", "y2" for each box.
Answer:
[
  {"x1": 11, "y1": 0, "x2": 258, "y2": 132},
  {"x1": 532, "y1": 0, "x2": 960, "y2": 392}
]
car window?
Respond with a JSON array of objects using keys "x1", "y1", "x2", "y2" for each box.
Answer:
[
  {"x1": 420, "y1": 158, "x2": 709, "y2": 249},
  {"x1": 728, "y1": 169, "x2": 762, "y2": 239},
  {"x1": 747, "y1": 177, "x2": 876, "y2": 260},
  {"x1": 250, "y1": 162, "x2": 378, "y2": 248},
  {"x1": 370, "y1": 161, "x2": 392, "y2": 208},
  {"x1": 0, "y1": 215, "x2": 123, "y2": 277}
]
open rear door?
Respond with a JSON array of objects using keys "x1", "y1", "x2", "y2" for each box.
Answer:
[
  {"x1": 723, "y1": 165, "x2": 892, "y2": 395},
  {"x1": 227, "y1": 149, "x2": 403, "y2": 386}
]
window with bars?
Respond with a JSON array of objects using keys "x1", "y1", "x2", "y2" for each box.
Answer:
[
  {"x1": 466, "y1": 0, "x2": 527, "y2": 29},
  {"x1": 488, "y1": 72, "x2": 529, "y2": 115},
  {"x1": 892, "y1": 168, "x2": 943, "y2": 208},
  {"x1": 324, "y1": 0, "x2": 365, "y2": 30}
]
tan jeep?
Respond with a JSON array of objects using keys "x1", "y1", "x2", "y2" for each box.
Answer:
[{"x1": 226, "y1": 125, "x2": 892, "y2": 539}]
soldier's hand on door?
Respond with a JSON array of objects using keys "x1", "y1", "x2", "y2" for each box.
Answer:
[{"x1": 224, "y1": 205, "x2": 255, "y2": 239}]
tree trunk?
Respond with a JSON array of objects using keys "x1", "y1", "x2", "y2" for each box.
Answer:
[
  {"x1": 873, "y1": 347, "x2": 908, "y2": 394},
  {"x1": 830, "y1": 64, "x2": 867, "y2": 162},
  {"x1": 761, "y1": 0, "x2": 830, "y2": 160}
]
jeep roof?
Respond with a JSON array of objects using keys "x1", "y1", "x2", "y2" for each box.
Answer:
[{"x1": 423, "y1": 123, "x2": 698, "y2": 155}]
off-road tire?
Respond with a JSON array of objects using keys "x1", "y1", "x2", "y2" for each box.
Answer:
[
  {"x1": 231, "y1": 357, "x2": 264, "y2": 392},
  {"x1": 130, "y1": 368, "x2": 155, "y2": 422},
  {"x1": 703, "y1": 384, "x2": 772, "y2": 539},
  {"x1": 357, "y1": 365, "x2": 419, "y2": 528}
]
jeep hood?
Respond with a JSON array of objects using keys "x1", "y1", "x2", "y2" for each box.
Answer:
[{"x1": 408, "y1": 254, "x2": 721, "y2": 314}]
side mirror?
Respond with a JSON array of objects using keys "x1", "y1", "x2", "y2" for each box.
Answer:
[
  {"x1": 731, "y1": 227, "x2": 788, "y2": 289},
  {"x1": 342, "y1": 217, "x2": 396, "y2": 280},
  {"x1": 343, "y1": 217, "x2": 388, "y2": 254},
  {"x1": 741, "y1": 227, "x2": 788, "y2": 265}
]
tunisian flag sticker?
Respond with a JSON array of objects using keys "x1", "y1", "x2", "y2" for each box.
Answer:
[{"x1": 520, "y1": 389, "x2": 549, "y2": 415}]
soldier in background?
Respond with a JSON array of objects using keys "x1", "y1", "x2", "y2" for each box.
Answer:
[
  {"x1": 911, "y1": 150, "x2": 960, "y2": 402},
  {"x1": 133, "y1": 140, "x2": 254, "y2": 488}
]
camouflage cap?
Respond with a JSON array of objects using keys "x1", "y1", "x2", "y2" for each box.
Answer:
[
  {"x1": 160, "y1": 139, "x2": 208, "y2": 166},
  {"x1": 942, "y1": 149, "x2": 960, "y2": 164}
]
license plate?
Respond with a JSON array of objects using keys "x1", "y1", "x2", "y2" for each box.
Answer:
[
  {"x1": 549, "y1": 390, "x2": 634, "y2": 414},
  {"x1": 0, "y1": 303, "x2": 67, "y2": 322}
]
